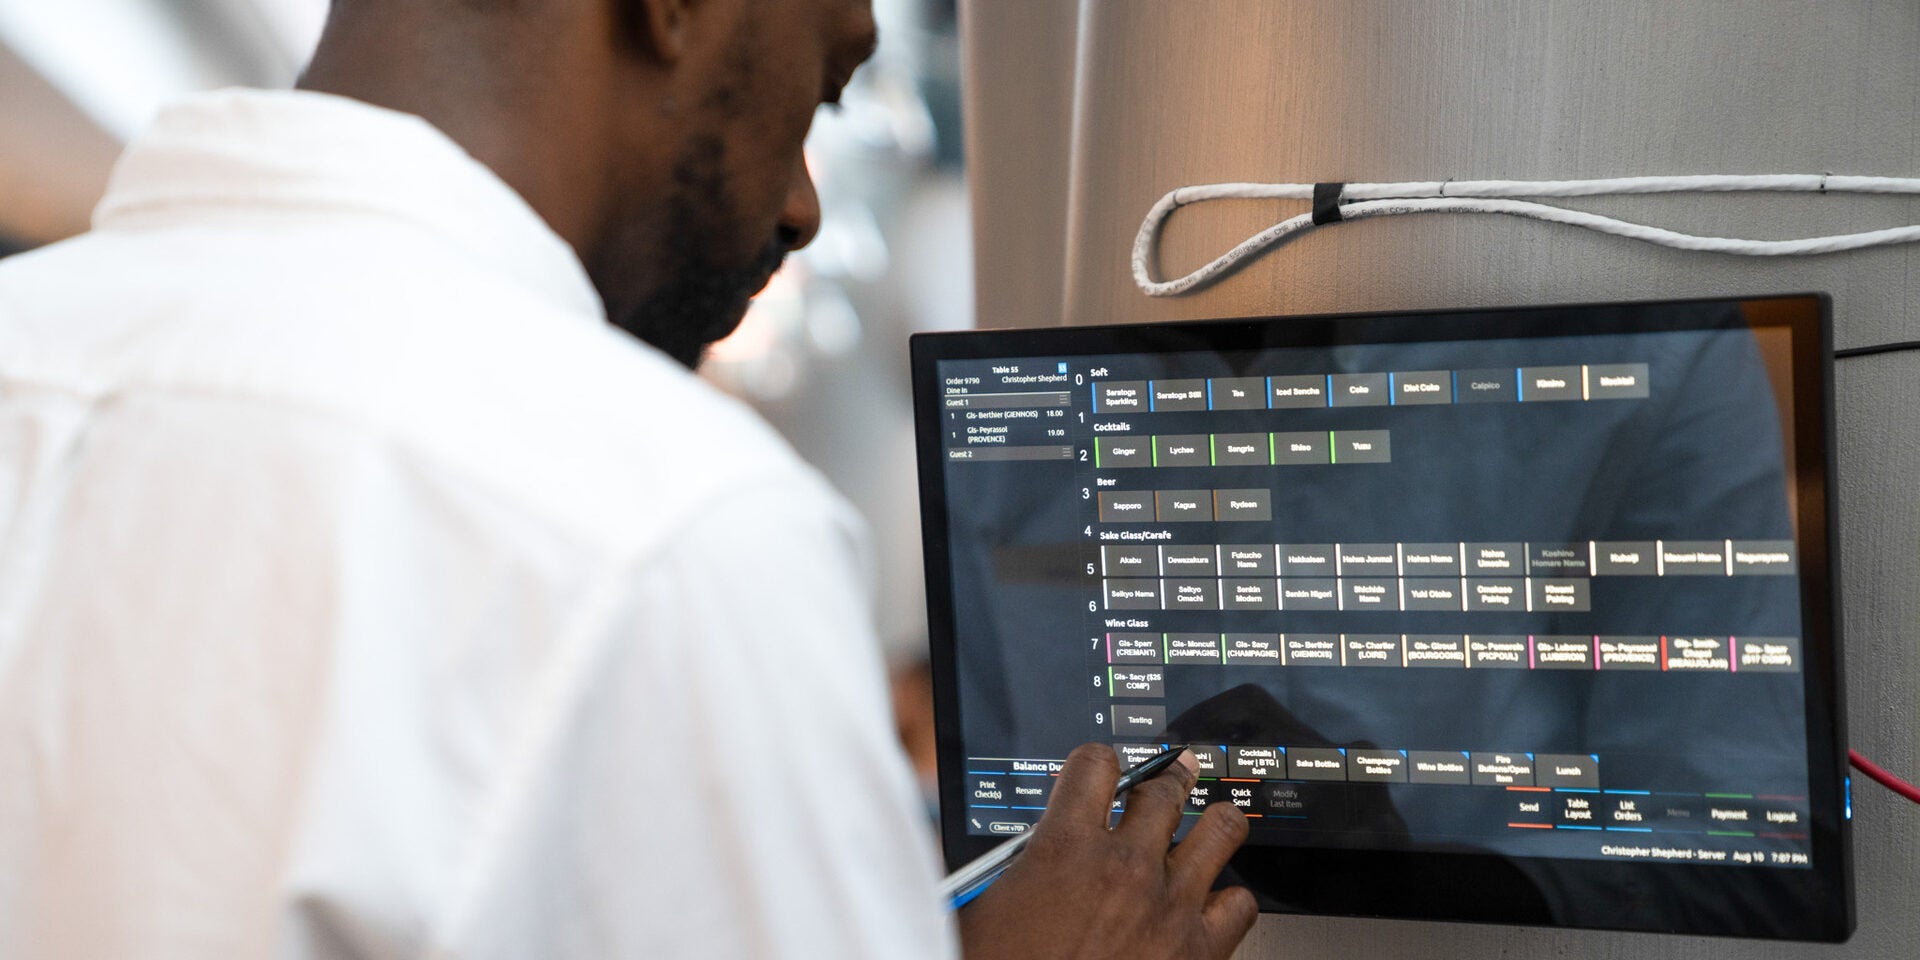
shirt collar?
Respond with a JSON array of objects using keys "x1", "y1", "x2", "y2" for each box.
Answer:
[{"x1": 93, "y1": 87, "x2": 606, "y2": 322}]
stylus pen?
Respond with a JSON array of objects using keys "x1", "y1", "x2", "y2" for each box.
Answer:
[{"x1": 941, "y1": 744, "x2": 1192, "y2": 910}]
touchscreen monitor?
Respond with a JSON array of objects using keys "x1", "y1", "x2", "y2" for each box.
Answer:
[{"x1": 910, "y1": 294, "x2": 1851, "y2": 940}]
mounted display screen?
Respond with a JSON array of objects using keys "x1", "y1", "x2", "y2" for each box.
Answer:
[{"x1": 911, "y1": 294, "x2": 1852, "y2": 940}]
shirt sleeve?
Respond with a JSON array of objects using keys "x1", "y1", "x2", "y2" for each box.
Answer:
[{"x1": 433, "y1": 471, "x2": 959, "y2": 960}]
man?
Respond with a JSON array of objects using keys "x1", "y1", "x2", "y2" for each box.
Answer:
[{"x1": 0, "y1": 0, "x2": 1255, "y2": 957}]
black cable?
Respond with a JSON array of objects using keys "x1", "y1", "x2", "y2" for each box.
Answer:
[{"x1": 1835, "y1": 340, "x2": 1920, "y2": 360}]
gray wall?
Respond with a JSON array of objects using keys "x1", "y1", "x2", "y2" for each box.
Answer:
[{"x1": 960, "y1": 1, "x2": 1918, "y2": 956}]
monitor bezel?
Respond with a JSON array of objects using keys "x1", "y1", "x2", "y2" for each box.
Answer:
[{"x1": 909, "y1": 292, "x2": 1850, "y2": 941}]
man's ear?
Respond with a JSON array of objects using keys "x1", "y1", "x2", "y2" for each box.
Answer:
[{"x1": 624, "y1": 0, "x2": 695, "y2": 63}]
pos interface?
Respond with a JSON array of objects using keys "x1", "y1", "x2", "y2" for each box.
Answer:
[{"x1": 910, "y1": 294, "x2": 1851, "y2": 940}]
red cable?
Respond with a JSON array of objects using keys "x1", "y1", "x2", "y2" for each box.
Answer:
[{"x1": 1850, "y1": 749, "x2": 1920, "y2": 805}]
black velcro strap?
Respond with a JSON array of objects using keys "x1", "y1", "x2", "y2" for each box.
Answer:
[{"x1": 1311, "y1": 182, "x2": 1346, "y2": 225}]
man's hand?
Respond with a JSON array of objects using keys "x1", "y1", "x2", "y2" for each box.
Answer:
[{"x1": 957, "y1": 743, "x2": 1257, "y2": 960}]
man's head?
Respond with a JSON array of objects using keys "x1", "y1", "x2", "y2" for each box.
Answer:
[{"x1": 302, "y1": 0, "x2": 877, "y2": 367}]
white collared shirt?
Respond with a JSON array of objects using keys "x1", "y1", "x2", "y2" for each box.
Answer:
[{"x1": 0, "y1": 89, "x2": 956, "y2": 960}]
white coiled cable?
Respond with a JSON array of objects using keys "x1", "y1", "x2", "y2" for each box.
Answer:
[{"x1": 1132, "y1": 174, "x2": 1920, "y2": 298}]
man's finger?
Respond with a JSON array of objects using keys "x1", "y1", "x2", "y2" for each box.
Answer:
[
  {"x1": 1200, "y1": 885, "x2": 1259, "y2": 960},
  {"x1": 1114, "y1": 748, "x2": 1198, "y2": 846},
  {"x1": 1168, "y1": 800, "x2": 1250, "y2": 896},
  {"x1": 1038, "y1": 742, "x2": 1122, "y2": 832}
]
